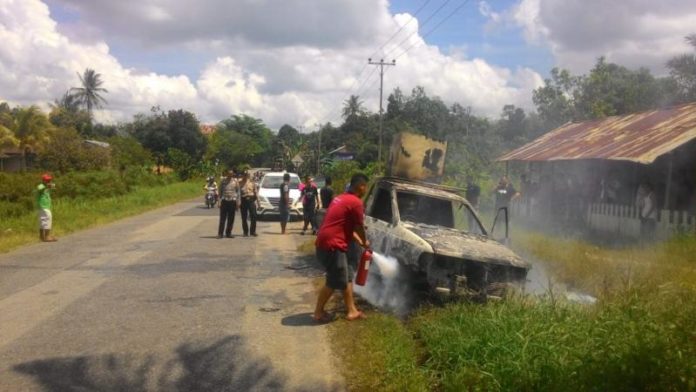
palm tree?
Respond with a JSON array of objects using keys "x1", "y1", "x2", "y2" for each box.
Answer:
[
  {"x1": 51, "y1": 90, "x2": 82, "y2": 113},
  {"x1": 341, "y1": 95, "x2": 365, "y2": 121},
  {"x1": 11, "y1": 106, "x2": 54, "y2": 170},
  {"x1": 71, "y1": 68, "x2": 108, "y2": 116}
]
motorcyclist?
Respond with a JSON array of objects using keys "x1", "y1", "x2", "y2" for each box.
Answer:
[{"x1": 204, "y1": 176, "x2": 219, "y2": 206}]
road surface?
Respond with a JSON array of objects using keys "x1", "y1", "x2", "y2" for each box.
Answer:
[{"x1": 0, "y1": 200, "x2": 343, "y2": 391}]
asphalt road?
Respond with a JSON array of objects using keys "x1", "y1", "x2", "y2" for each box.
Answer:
[{"x1": 0, "y1": 201, "x2": 343, "y2": 391}]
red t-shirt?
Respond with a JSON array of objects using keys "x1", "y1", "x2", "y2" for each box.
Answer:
[{"x1": 315, "y1": 192, "x2": 364, "y2": 252}]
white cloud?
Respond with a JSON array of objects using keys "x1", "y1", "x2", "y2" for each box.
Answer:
[
  {"x1": 1, "y1": 0, "x2": 544, "y2": 130},
  {"x1": 513, "y1": 0, "x2": 696, "y2": 73}
]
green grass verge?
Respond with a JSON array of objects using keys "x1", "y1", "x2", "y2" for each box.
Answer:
[
  {"x1": 0, "y1": 181, "x2": 201, "y2": 253},
  {"x1": 330, "y1": 234, "x2": 696, "y2": 391},
  {"x1": 328, "y1": 314, "x2": 430, "y2": 392}
]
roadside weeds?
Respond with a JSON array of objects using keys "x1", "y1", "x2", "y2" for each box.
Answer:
[
  {"x1": 0, "y1": 181, "x2": 202, "y2": 253},
  {"x1": 324, "y1": 233, "x2": 696, "y2": 391}
]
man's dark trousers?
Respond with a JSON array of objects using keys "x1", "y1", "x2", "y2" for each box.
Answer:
[
  {"x1": 240, "y1": 198, "x2": 257, "y2": 235},
  {"x1": 218, "y1": 199, "x2": 236, "y2": 237}
]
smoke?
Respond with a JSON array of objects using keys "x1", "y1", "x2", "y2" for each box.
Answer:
[
  {"x1": 354, "y1": 252, "x2": 414, "y2": 316},
  {"x1": 524, "y1": 258, "x2": 597, "y2": 304}
]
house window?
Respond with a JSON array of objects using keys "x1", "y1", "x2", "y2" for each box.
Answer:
[{"x1": 370, "y1": 188, "x2": 393, "y2": 223}]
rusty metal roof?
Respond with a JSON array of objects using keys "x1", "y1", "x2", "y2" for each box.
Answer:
[{"x1": 498, "y1": 102, "x2": 696, "y2": 164}]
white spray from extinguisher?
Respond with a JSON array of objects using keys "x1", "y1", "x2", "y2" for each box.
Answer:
[{"x1": 354, "y1": 251, "x2": 412, "y2": 315}]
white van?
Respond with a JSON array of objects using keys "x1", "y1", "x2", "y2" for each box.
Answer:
[{"x1": 257, "y1": 172, "x2": 303, "y2": 218}]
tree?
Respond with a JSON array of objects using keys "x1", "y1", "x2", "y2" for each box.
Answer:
[
  {"x1": 10, "y1": 106, "x2": 55, "y2": 169},
  {"x1": 130, "y1": 108, "x2": 206, "y2": 161},
  {"x1": 532, "y1": 68, "x2": 580, "y2": 130},
  {"x1": 497, "y1": 105, "x2": 527, "y2": 146},
  {"x1": 71, "y1": 68, "x2": 108, "y2": 116},
  {"x1": 575, "y1": 57, "x2": 666, "y2": 119},
  {"x1": 51, "y1": 90, "x2": 82, "y2": 113},
  {"x1": 667, "y1": 34, "x2": 696, "y2": 103},
  {"x1": 218, "y1": 115, "x2": 273, "y2": 166},
  {"x1": 0, "y1": 124, "x2": 19, "y2": 149},
  {"x1": 38, "y1": 127, "x2": 110, "y2": 173},
  {"x1": 205, "y1": 128, "x2": 263, "y2": 169},
  {"x1": 341, "y1": 95, "x2": 366, "y2": 122},
  {"x1": 108, "y1": 136, "x2": 152, "y2": 169},
  {"x1": 277, "y1": 124, "x2": 301, "y2": 148},
  {"x1": 0, "y1": 103, "x2": 18, "y2": 149},
  {"x1": 386, "y1": 87, "x2": 405, "y2": 121}
]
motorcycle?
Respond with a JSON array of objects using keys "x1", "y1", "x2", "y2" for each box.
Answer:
[{"x1": 205, "y1": 187, "x2": 217, "y2": 209}]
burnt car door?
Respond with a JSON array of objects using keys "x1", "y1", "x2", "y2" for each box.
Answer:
[
  {"x1": 365, "y1": 183, "x2": 433, "y2": 271},
  {"x1": 364, "y1": 183, "x2": 397, "y2": 256}
]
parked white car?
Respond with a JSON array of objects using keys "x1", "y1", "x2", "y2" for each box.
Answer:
[{"x1": 257, "y1": 172, "x2": 303, "y2": 218}]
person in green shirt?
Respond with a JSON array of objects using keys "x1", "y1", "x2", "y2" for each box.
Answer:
[{"x1": 36, "y1": 173, "x2": 57, "y2": 242}]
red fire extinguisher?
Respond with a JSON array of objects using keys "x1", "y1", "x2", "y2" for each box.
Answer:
[{"x1": 355, "y1": 248, "x2": 373, "y2": 286}]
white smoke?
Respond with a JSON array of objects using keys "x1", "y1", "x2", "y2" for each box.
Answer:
[{"x1": 354, "y1": 252, "x2": 414, "y2": 315}]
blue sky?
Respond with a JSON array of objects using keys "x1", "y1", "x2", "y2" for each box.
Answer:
[
  {"x1": 7, "y1": 0, "x2": 694, "y2": 126},
  {"x1": 389, "y1": 0, "x2": 554, "y2": 73},
  {"x1": 47, "y1": 0, "x2": 555, "y2": 81}
]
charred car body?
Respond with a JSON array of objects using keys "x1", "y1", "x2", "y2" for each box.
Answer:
[{"x1": 363, "y1": 177, "x2": 530, "y2": 298}]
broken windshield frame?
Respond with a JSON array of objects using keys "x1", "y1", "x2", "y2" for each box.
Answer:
[{"x1": 395, "y1": 191, "x2": 486, "y2": 235}]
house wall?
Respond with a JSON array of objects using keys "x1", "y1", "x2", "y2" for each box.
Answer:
[{"x1": 0, "y1": 156, "x2": 23, "y2": 172}]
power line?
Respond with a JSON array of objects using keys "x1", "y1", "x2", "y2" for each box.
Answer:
[
  {"x1": 368, "y1": 0, "x2": 434, "y2": 60},
  {"x1": 384, "y1": 0, "x2": 452, "y2": 58},
  {"x1": 321, "y1": 0, "x2": 433, "y2": 125},
  {"x1": 394, "y1": 0, "x2": 472, "y2": 60},
  {"x1": 315, "y1": 1, "x2": 443, "y2": 129}
]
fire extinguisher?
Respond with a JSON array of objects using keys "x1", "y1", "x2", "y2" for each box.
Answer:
[{"x1": 355, "y1": 248, "x2": 373, "y2": 286}]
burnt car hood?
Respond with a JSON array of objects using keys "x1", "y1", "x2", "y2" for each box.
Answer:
[{"x1": 403, "y1": 222, "x2": 530, "y2": 269}]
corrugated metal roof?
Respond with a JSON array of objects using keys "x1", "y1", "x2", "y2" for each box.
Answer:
[{"x1": 498, "y1": 102, "x2": 696, "y2": 164}]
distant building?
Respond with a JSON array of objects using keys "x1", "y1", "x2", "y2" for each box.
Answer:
[
  {"x1": 327, "y1": 145, "x2": 355, "y2": 161},
  {"x1": 498, "y1": 102, "x2": 696, "y2": 238},
  {"x1": 200, "y1": 124, "x2": 216, "y2": 135}
]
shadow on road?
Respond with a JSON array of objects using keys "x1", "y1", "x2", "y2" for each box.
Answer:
[
  {"x1": 281, "y1": 313, "x2": 335, "y2": 327},
  {"x1": 13, "y1": 335, "x2": 338, "y2": 391}
]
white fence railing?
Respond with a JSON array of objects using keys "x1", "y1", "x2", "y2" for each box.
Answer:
[
  {"x1": 510, "y1": 199, "x2": 695, "y2": 239},
  {"x1": 587, "y1": 203, "x2": 696, "y2": 239}
]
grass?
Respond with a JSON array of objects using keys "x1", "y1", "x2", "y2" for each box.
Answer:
[
  {"x1": 328, "y1": 315, "x2": 430, "y2": 392},
  {"x1": 328, "y1": 231, "x2": 696, "y2": 391},
  {"x1": 0, "y1": 181, "x2": 202, "y2": 253}
]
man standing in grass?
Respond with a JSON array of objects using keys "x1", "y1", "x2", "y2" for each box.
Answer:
[
  {"x1": 217, "y1": 169, "x2": 240, "y2": 239},
  {"x1": 313, "y1": 173, "x2": 370, "y2": 322},
  {"x1": 36, "y1": 173, "x2": 57, "y2": 242}
]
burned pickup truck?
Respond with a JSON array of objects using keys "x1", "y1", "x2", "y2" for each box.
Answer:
[{"x1": 363, "y1": 177, "x2": 530, "y2": 298}]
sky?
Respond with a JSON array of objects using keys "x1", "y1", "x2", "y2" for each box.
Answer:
[{"x1": 0, "y1": 0, "x2": 694, "y2": 130}]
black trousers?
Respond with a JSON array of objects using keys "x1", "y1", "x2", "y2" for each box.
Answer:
[
  {"x1": 302, "y1": 205, "x2": 317, "y2": 231},
  {"x1": 218, "y1": 199, "x2": 237, "y2": 236},
  {"x1": 240, "y1": 198, "x2": 258, "y2": 235}
]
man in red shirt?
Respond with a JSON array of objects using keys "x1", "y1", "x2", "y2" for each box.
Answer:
[{"x1": 313, "y1": 173, "x2": 370, "y2": 322}]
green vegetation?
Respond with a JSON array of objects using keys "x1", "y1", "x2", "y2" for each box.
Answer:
[
  {"x1": 329, "y1": 315, "x2": 430, "y2": 392},
  {"x1": 0, "y1": 180, "x2": 201, "y2": 253},
  {"x1": 330, "y1": 234, "x2": 696, "y2": 391}
]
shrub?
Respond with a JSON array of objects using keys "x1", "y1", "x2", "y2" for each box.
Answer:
[
  {"x1": 108, "y1": 135, "x2": 152, "y2": 169},
  {"x1": 38, "y1": 128, "x2": 110, "y2": 173},
  {"x1": 55, "y1": 171, "x2": 129, "y2": 199}
]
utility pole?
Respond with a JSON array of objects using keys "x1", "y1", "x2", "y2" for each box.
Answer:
[
  {"x1": 316, "y1": 123, "x2": 321, "y2": 174},
  {"x1": 368, "y1": 58, "x2": 395, "y2": 163}
]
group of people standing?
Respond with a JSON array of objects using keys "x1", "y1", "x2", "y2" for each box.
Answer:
[{"x1": 206, "y1": 169, "x2": 260, "y2": 239}]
